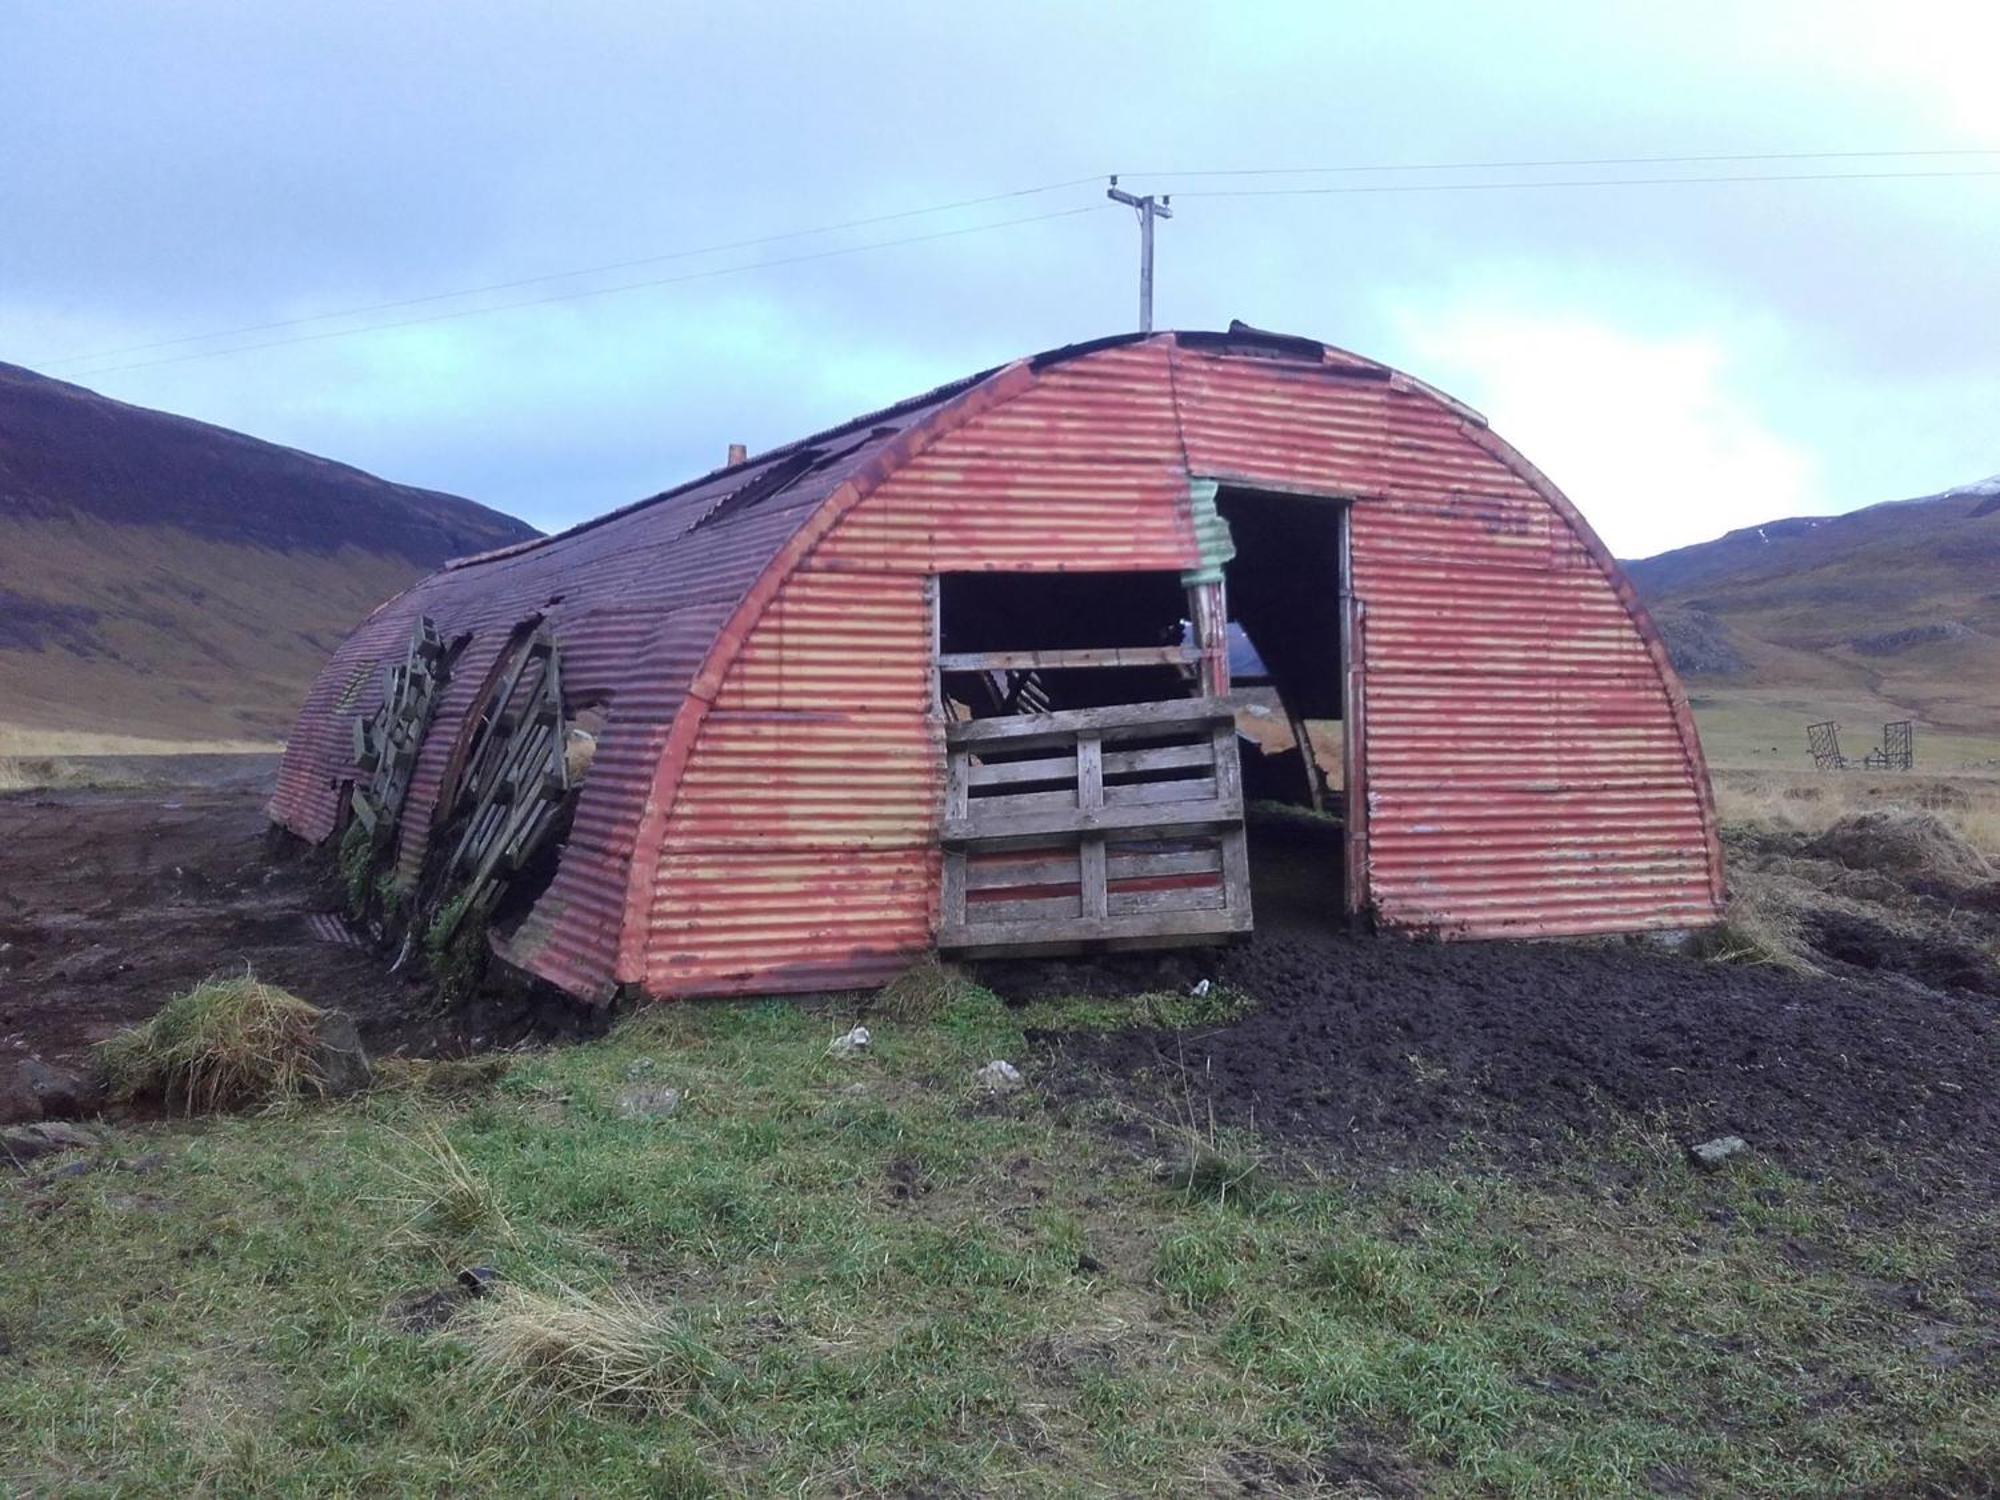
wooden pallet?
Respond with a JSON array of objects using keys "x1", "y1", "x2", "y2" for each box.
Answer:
[
  {"x1": 425, "y1": 628, "x2": 574, "y2": 946},
  {"x1": 350, "y1": 618, "x2": 453, "y2": 849},
  {"x1": 938, "y1": 698, "x2": 1252, "y2": 957}
]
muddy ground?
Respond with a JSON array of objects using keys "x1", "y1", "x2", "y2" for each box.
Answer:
[
  {"x1": 0, "y1": 759, "x2": 577, "y2": 1079},
  {"x1": 2, "y1": 764, "x2": 1995, "y2": 1196},
  {"x1": 997, "y1": 823, "x2": 2000, "y2": 1191}
]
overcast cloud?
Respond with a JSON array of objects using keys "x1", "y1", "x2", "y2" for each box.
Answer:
[{"x1": 5, "y1": 1, "x2": 1996, "y2": 557}]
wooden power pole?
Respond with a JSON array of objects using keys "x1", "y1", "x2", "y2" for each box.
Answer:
[{"x1": 1106, "y1": 176, "x2": 1172, "y2": 333}]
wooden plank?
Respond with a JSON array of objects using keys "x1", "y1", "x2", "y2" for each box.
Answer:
[
  {"x1": 967, "y1": 742, "x2": 1211, "y2": 787},
  {"x1": 1107, "y1": 883, "x2": 1225, "y2": 916},
  {"x1": 964, "y1": 852, "x2": 1083, "y2": 890},
  {"x1": 938, "y1": 904, "x2": 1252, "y2": 951},
  {"x1": 1106, "y1": 847, "x2": 1222, "y2": 881},
  {"x1": 937, "y1": 645, "x2": 1201, "y2": 672},
  {"x1": 942, "y1": 798, "x2": 1243, "y2": 848},
  {"x1": 941, "y1": 930, "x2": 1239, "y2": 961},
  {"x1": 1103, "y1": 741, "x2": 1214, "y2": 777},
  {"x1": 1213, "y1": 723, "x2": 1254, "y2": 926},
  {"x1": 967, "y1": 785, "x2": 1081, "y2": 815},
  {"x1": 945, "y1": 697, "x2": 1233, "y2": 750},
  {"x1": 964, "y1": 892, "x2": 1083, "y2": 923},
  {"x1": 1103, "y1": 776, "x2": 1219, "y2": 809},
  {"x1": 941, "y1": 851, "x2": 968, "y2": 928},
  {"x1": 966, "y1": 752, "x2": 1078, "y2": 788},
  {"x1": 944, "y1": 745, "x2": 970, "y2": 823},
  {"x1": 1077, "y1": 733, "x2": 1107, "y2": 921}
]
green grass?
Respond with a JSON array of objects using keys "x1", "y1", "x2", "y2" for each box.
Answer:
[
  {"x1": 6, "y1": 987, "x2": 1998, "y2": 1495},
  {"x1": 95, "y1": 972, "x2": 337, "y2": 1113}
]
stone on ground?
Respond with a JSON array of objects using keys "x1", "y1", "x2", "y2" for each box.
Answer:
[
  {"x1": 976, "y1": 1059, "x2": 1024, "y2": 1092},
  {"x1": 828, "y1": 1026, "x2": 872, "y2": 1058},
  {"x1": 1688, "y1": 1135, "x2": 1749, "y2": 1170}
]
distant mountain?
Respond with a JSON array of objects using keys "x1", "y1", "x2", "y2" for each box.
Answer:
[
  {"x1": 1626, "y1": 475, "x2": 2000, "y2": 733},
  {"x1": 0, "y1": 361, "x2": 537, "y2": 743}
]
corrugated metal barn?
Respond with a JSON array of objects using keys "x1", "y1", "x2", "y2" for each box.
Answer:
[{"x1": 271, "y1": 325, "x2": 1726, "y2": 1004}]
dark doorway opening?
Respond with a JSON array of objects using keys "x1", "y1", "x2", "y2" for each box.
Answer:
[
  {"x1": 1216, "y1": 487, "x2": 1352, "y2": 927},
  {"x1": 937, "y1": 570, "x2": 1193, "y2": 716}
]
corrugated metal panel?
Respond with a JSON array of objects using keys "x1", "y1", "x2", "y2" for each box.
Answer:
[
  {"x1": 278, "y1": 327, "x2": 1723, "y2": 1001},
  {"x1": 637, "y1": 342, "x2": 1202, "y2": 996},
  {"x1": 1346, "y1": 383, "x2": 1720, "y2": 937},
  {"x1": 270, "y1": 396, "x2": 954, "y2": 1000}
]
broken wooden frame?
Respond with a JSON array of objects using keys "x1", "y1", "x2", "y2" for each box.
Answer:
[
  {"x1": 424, "y1": 626, "x2": 576, "y2": 948},
  {"x1": 350, "y1": 618, "x2": 456, "y2": 848}
]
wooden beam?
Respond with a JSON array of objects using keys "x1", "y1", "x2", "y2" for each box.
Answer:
[
  {"x1": 946, "y1": 697, "x2": 1233, "y2": 750},
  {"x1": 941, "y1": 797, "x2": 1243, "y2": 848},
  {"x1": 937, "y1": 645, "x2": 1201, "y2": 673},
  {"x1": 938, "y1": 904, "x2": 1252, "y2": 951}
]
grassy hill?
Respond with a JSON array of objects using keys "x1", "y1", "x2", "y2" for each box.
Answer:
[
  {"x1": 0, "y1": 362, "x2": 536, "y2": 745},
  {"x1": 1625, "y1": 476, "x2": 2000, "y2": 772}
]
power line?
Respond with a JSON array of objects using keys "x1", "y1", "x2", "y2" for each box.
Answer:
[
  {"x1": 42, "y1": 148, "x2": 2000, "y2": 378},
  {"x1": 38, "y1": 174, "x2": 1105, "y2": 368},
  {"x1": 1169, "y1": 167, "x2": 2000, "y2": 198},
  {"x1": 1119, "y1": 146, "x2": 2000, "y2": 181},
  {"x1": 62, "y1": 203, "x2": 1112, "y2": 378}
]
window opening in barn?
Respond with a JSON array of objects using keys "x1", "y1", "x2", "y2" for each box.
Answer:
[
  {"x1": 934, "y1": 570, "x2": 1252, "y2": 956},
  {"x1": 1215, "y1": 487, "x2": 1353, "y2": 929}
]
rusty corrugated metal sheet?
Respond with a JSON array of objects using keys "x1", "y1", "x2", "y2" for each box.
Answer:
[
  {"x1": 277, "y1": 327, "x2": 1723, "y2": 1003},
  {"x1": 270, "y1": 376, "x2": 974, "y2": 999},
  {"x1": 634, "y1": 342, "x2": 1202, "y2": 995}
]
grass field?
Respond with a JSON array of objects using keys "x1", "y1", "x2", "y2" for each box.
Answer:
[
  {"x1": 0, "y1": 726, "x2": 283, "y2": 793},
  {"x1": 1688, "y1": 688, "x2": 2000, "y2": 775},
  {"x1": 7, "y1": 984, "x2": 1998, "y2": 1497}
]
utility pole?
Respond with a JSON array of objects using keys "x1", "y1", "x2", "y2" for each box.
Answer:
[{"x1": 1106, "y1": 176, "x2": 1172, "y2": 333}]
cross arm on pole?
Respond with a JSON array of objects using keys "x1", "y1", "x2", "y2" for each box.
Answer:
[{"x1": 1105, "y1": 176, "x2": 1172, "y2": 333}]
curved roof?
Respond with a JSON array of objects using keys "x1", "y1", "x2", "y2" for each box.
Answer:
[{"x1": 273, "y1": 326, "x2": 1717, "y2": 999}]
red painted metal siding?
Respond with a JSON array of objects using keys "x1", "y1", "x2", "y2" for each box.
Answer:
[
  {"x1": 637, "y1": 342, "x2": 1200, "y2": 995},
  {"x1": 269, "y1": 378, "x2": 970, "y2": 1000},
  {"x1": 275, "y1": 329, "x2": 1722, "y2": 1003}
]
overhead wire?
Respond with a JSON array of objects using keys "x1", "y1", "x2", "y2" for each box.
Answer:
[
  {"x1": 38, "y1": 174, "x2": 1106, "y2": 369},
  {"x1": 41, "y1": 148, "x2": 2000, "y2": 376},
  {"x1": 62, "y1": 202, "x2": 1112, "y2": 378},
  {"x1": 1116, "y1": 146, "x2": 2000, "y2": 181},
  {"x1": 1162, "y1": 166, "x2": 2000, "y2": 198}
]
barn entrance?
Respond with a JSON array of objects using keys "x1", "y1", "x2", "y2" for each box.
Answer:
[
  {"x1": 930, "y1": 488, "x2": 1357, "y2": 958},
  {"x1": 933, "y1": 571, "x2": 1253, "y2": 956},
  {"x1": 1214, "y1": 487, "x2": 1355, "y2": 931}
]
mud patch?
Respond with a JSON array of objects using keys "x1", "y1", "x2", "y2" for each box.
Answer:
[
  {"x1": 0, "y1": 769, "x2": 598, "y2": 1078},
  {"x1": 1015, "y1": 922, "x2": 1999, "y2": 1184}
]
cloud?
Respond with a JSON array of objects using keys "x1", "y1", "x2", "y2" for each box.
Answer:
[{"x1": 1385, "y1": 297, "x2": 1819, "y2": 558}]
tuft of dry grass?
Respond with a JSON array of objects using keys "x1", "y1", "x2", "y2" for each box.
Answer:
[
  {"x1": 97, "y1": 972, "x2": 334, "y2": 1113},
  {"x1": 380, "y1": 1125, "x2": 513, "y2": 1248},
  {"x1": 453, "y1": 1283, "x2": 725, "y2": 1414},
  {"x1": 873, "y1": 954, "x2": 984, "y2": 1022},
  {"x1": 1804, "y1": 808, "x2": 1996, "y2": 888},
  {"x1": 1713, "y1": 769, "x2": 2000, "y2": 859},
  {"x1": 1690, "y1": 873, "x2": 1822, "y2": 974}
]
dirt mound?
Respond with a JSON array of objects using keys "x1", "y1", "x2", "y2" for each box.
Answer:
[
  {"x1": 1806, "y1": 810, "x2": 1995, "y2": 890},
  {"x1": 1017, "y1": 928, "x2": 2000, "y2": 1185}
]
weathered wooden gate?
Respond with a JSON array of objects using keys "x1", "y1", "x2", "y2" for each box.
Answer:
[{"x1": 937, "y1": 698, "x2": 1252, "y2": 956}]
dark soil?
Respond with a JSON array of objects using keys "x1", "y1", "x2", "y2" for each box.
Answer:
[
  {"x1": 6, "y1": 766, "x2": 1996, "y2": 1196},
  {"x1": 0, "y1": 761, "x2": 591, "y2": 1081},
  {"x1": 1002, "y1": 837, "x2": 2000, "y2": 1186}
]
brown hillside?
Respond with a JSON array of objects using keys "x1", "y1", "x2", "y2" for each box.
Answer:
[
  {"x1": 0, "y1": 361, "x2": 536, "y2": 742},
  {"x1": 1626, "y1": 477, "x2": 2000, "y2": 747}
]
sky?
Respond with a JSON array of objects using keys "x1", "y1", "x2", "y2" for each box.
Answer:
[{"x1": 5, "y1": 1, "x2": 1997, "y2": 559}]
